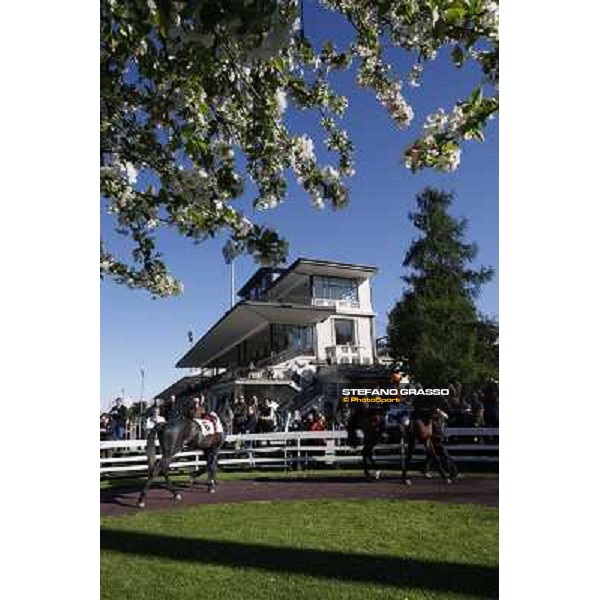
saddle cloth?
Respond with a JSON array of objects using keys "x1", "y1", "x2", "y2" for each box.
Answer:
[
  {"x1": 194, "y1": 418, "x2": 215, "y2": 436},
  {"x1": 194, "y1": 414, "x2": 224, "y2": 436}
]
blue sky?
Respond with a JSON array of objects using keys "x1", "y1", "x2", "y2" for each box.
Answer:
[{"x1": 100, "y1": 3, "x2": 498, "y2": 410}]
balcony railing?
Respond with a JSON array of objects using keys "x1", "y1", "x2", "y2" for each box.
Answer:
[
  {"x1": 312, "y1": 298, "x2": 360, "y2": 309},
  {"x1": 325, "y1": 345, "x2": 372, "y2": 365}
]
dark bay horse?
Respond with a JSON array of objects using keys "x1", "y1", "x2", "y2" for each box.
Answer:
[
  {"x1": 347, "y1": 403, "x2": 457, "y2": 484},
  {"x1": 137, "y1": 416, "x2": 224, "y2": 508}
]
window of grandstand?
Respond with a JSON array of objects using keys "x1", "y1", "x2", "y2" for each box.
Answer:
[
  {"x1": 334, "y1": 318, "x2": 355, "y2": 345},
  {"x1": 313, "y1": 276, "x2": 358, "y2": 302},
  {"x1": 272, "y1": 324, "x2": 315, "y2": 355}
]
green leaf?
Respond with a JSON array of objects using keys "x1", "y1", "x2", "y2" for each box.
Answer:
[{"x1": 445, "y1": 7, "x2": 466, "y2": 24}]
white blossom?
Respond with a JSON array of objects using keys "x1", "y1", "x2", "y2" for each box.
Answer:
[
  {"x1": 322, "y1": 165, "x2": 340, "y2": 185},
  {"x1": 125, "y1": 162, "x2": 138, "y2": 185},
  {"x1": 275, "y1": 89, "x2": 288, "y2": 114},
  {"x1": 377, "y1": 81, "x2": 414, "y2": 128}
]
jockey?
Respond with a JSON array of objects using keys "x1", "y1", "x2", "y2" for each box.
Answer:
[
  {"x1": 190, "y1": 396, "x2": 224, "y2": 438},
  {"x1": 207, "y1": 410, "x2": 224, "y2": 434}
]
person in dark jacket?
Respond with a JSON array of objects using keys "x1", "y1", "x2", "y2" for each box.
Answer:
[
  {"x1": 481, "y1": 380, "x2": 499, "y2": 427},
  {"x1": 244, "y1": 405, "x2": 258, "y2": 433},
  {"x1": 109, "y1": 397, "x2": 127, "y2": 440}
]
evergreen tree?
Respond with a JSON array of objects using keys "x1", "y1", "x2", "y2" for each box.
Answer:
[{"x1": 387, "y1": 188, "x2": 497, "y2": 390}]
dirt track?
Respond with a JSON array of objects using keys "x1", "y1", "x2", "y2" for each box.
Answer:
[{"x1": 101, "y1": 475, "x2": 498, "y2": 517}]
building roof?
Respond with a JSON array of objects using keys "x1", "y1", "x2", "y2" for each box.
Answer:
[
  {"x1": 176, "y1": 300, "x2": 335, "y2": 369},
  {"x1": 154, "y1": 373, "x2": 205, "y2": 400},
  {"x1": 261, "y1": 257, "x2": 378, "y2": 302},
  {"x1": 237, "y1": 258, "x2": 378, "y2": 301},
  {"x1": 236, "y1": 266, "x2": 286, "y2": 299}
]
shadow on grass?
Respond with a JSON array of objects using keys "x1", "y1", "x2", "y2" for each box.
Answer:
[{"x1": 101, "y1": 529, "x2": 498, "y2": 598}]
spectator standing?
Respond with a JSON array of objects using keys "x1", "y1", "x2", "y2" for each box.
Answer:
[
  {"x1": 337, "y1": 404, "x2": 350, "y2": 430},
  {"x1": 469, "y1": 392, "x2": 485, "y2": 427},
  {"x1": 268, "y1": 397, "x2": 280, "y2": 430},
  {"x1": 100, "y1": 413, "x2": 110, "y2": 441},
  {"x1": 221, "y1": 397, "x2": 234, "y2": 435},
  {"x1": 310, "y1": 414, "x2": 326, "y2": 432},
  {"x1": 233, "y1": 396, "x2": 247, "y2": 434},
  {"x1": 109, "y1": 397, "x2": 128, "y2": 440},
  {"x1": 244, "y1": 405, "x2": 257, "y2": 433},
  {"x1": 257, "y1": 397, "x2": 274, "y2": 433},
  {"x1": 248, "y1": 395, "x2": 259, "y2": 412},
  {"x1": 482, "y1": 380, "x2": 499, "y2": 427},
  {"x1": 309, "y1": 413, "x2": 327, "y2": 447},
  {"x1": 303, "y1": 412, "x2": 315, "y2": 431},
  {"x1": 289, "y1": 410, "x2": 303, "y2": 432}
]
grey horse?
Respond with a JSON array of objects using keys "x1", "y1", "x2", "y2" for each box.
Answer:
[{"x1": 137, "y1": 416, "x2": 224, "y2": 508}]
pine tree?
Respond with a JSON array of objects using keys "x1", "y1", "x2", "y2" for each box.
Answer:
[{"x1": 387, "y1": 187, "x2": 497, "y2": 390}]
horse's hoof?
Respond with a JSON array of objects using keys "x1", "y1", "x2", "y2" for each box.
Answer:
[
  {"x1": 137, "y1": 501, "x2": 145, "y2": 509},
  {"x1": 446, "y1": 478, "x2": 453, "y2": 485},
  {"x1": 374, "y1": 470, "x2": 381, "y2": 480},
  {"x1": 174, "y1": 493, "x2": 183, "y2": 501}
]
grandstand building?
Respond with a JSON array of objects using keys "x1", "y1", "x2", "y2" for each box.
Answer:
[{"x1": 174, "y1": 258, "x2": 390, "y2": 414}]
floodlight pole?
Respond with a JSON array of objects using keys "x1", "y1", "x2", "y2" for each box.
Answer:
[
  {"x1": 140, "y1": 369, "x2": 145, "y2": 404},
  {"x1": 230, "y1": 259, "x2": 235, "y2": 308}
]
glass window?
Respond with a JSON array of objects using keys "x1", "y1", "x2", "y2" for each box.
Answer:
[
  {"x1": 272, "y1": 324, "x2": 314, "y2": 355},
  {"x1": 313, "y1": 276, "x2": 358, "y2": 302},
  {"x1": 334, "y1": 319, "x2": 355, "y2": 346}
]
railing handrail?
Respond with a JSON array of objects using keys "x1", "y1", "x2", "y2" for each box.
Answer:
[{"x1": 100, "y1": 427, "x2": 499, "y2": 450}]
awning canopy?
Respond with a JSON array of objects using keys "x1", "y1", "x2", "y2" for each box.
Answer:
[{"x1": 176, "y1": 301, "x2": 334, "y2": 368}]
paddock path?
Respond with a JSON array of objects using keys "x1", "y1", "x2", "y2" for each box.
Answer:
[{"x1": 101, "y1": 475, "x2": 498, "y2": 517}]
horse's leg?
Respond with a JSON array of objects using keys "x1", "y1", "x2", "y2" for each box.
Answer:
[
  {"x1": 137, "y1": 460, "x2": 161, "y2": 508},
  {"x1": 422, "y1": 450, "x2": 433, "y2": 478},
  {"x1": 205, "y1": 447, "x2": 218, "y2": 492},
  {"x1": 436, "y1": 440, "x2": 459, "y2": 479},
  {"x1": 160, "y1": 457, "x2": 183, "y2": 501},
  {"x1": 362, "y1": 442, "x2": 373, "y2": 480},
  {"x1": 212, "y1": 444, "x2": 222, "y2": 487},
  {"x1": 400, "y1": 434, "x2": 414, "y2": 485},
  {"x1": 425, "y1": 438, "x2": 451, "y2": 482},
  {"x1": 370, "y1": 444, "x2": 381, "y2": 480},
  {"x1": 189, "y1": 460, "x2": 206, "y2": 488}
]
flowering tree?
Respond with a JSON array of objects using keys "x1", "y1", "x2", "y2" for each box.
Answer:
[{"x1": 101, "y1": 0, "x2": 499, "y2": 296}]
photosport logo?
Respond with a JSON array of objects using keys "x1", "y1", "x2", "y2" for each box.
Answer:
[{"x1": 340, "y1": 387, "x2": 450, "y2": 404}]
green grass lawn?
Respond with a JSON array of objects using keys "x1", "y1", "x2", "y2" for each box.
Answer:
[{"x1": 101, "y1": 499, "x2": 498, "y2": 600}]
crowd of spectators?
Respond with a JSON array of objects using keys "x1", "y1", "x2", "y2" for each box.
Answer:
[
  {"x1": 231, "y1": 395, "x2": 281, "y2": 434},
  {"x1": 438, "y1": 381, "x2": 499, "y2": 428},
  {"x1": 100, "y1": 379, "x2": 499, "y2": 441}
]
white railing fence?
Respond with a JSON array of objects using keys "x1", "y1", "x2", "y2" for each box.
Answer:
[{"x1": 100, "y1": 428, "x2": 498, "y2": 476}]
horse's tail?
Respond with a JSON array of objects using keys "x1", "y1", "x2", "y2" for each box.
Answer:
[{"x1": 147, "y1": 424, "x2": 163, "y2": 471}]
